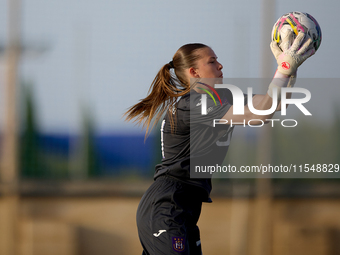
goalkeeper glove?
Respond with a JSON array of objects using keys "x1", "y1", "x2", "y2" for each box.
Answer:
[{"x1": 270, "y1": 32, "x2": 315, "y2": 76}]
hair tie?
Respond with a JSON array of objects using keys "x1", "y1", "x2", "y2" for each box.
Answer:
[{"x1": 168, "y1": 60, "x2": 174, "y2": 69}]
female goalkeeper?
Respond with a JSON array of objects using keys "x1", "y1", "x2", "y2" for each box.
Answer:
[{"x1": 125, "y1": 33, "x2": 314, "y2": 255}]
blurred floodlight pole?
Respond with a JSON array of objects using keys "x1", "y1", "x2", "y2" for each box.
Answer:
[
  {"x1": 0, "y1": 0, "x2": 21, "y2": 254},
  {"x1": 251, "y1": 0, "x2": 276, "y2": 255},
  {"x1": 2, "y1": 0, "x2": 21, "y2": 184}
]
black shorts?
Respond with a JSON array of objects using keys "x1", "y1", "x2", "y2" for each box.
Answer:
[{"x1": 136, "y1": 175, "x2": 205, "y2": 255}]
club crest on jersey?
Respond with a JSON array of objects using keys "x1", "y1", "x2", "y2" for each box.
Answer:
[{"x1": 172, "y1": 237, "x2": 185, "y2": 252}]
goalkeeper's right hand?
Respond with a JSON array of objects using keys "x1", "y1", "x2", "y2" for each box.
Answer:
[{"x1": 270, "y1": 32, "x2": 315, "y2": 76}]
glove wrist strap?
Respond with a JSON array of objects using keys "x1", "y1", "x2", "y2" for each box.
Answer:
[{"x1": 267, "y1": 70, "x2": 297, "y2": 100}]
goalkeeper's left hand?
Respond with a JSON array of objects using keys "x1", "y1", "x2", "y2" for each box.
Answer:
[{"x1": 270, "y1": 32, "x2": 315, "y2": 76}]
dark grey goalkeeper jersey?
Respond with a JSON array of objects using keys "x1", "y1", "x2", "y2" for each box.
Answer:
[{"x1": 154, "y1": 88, "x2": 240, "y2": 201}]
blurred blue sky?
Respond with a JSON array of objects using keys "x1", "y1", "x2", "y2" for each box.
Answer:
[{"x1": 0, "y1": 0, "x2": 339, "y2": 134}]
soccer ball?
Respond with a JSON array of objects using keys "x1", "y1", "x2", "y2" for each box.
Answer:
[{"x1": 271, "y1": 11, "x2": 322, "y2": 52}]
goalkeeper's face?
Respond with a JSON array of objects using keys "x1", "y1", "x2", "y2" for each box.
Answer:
[{"x1": 191, "y1": 47, "x2": 224, "y2": 86}]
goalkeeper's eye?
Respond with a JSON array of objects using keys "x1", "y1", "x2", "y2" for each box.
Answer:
[{"x1": 208, "y1": 57, "x2": 218, "y2": 64}]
